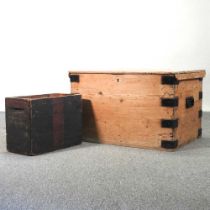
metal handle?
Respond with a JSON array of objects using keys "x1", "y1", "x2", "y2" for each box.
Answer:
[{"x1": 186, "y1": 97, "x2": 194, "y2": 108}]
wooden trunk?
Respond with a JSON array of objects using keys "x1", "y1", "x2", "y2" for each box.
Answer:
[
  {"x1": 5, "y1": 93, "x2": 82, "y2": 155},
  {"x1": 69, "y1": 70, "x2": 205, "y2": 151}
]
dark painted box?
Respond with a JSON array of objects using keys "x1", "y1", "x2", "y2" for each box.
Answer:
[{"x1": 5, "y1": 93, "x2": 82, "y2": 155}]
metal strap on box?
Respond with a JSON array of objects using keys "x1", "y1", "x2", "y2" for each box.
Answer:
[
  {"x1": 69, "y1": 75, "x2": 80, "y2": 82},
  {"x1": 198, "y1": 128, "x2": 202, "y2": 138},
  {"x1": 161, "y1": 140, "x2": 178, "y2": 149},
  {"x1": 161, "y1": 98, "x2": 179, "y2": 107},
  {"x1": 161, "y1": 75, "x2": 179, "y2": 85},
  {"x1": 161, "y1": 119, "x2": 179, "y2": 128},
  {"x1": 199, "y1": 91, "x2": 203, "y2": 100},
  {"x1": 199, "y1": 110, "x2": 202, "y2": 118}
]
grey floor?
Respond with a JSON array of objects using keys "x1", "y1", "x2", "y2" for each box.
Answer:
[{"x1": 0, "y1": 113, "x2": 210, "y2": 210}]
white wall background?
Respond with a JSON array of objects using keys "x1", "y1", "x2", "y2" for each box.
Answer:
[{"x1": 0, "y1": 0, "x2": 210, "y2": 111}]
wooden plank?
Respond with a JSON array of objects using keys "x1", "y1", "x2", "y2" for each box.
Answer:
[
  {"x1": 77, "y1": 73, "x2": 176, "y2": 149},
  {"x1": 83, "y1": 109, "x2": 173, "y2": 149},
  {"x1": 69, "y1": 70, "x2": 205, "y2": 75},
  {"x1": 175, "y1": 71, "x2": 206, "y2": 81},
  {"x1": 12, "y1": 93, "x2": 79, "y2": 100},
  {"x1": 71, "y1": 74, "x2": 175, "y2": 96},
  {"x1": 6, "y1": 104, "x2": 31, "y2": 155},
  {"x1": 82, "y1": 95, "x2": 175, "y2": 119},
  {"x1": 63, "y1": 95, "x2": 82, "y2": 147},
  {"x1": 176, "y1": 115, "x2": 201, "y2": 145},
  {"x1": 5, "y1": 98, "x2": 30, "y2": 110}
]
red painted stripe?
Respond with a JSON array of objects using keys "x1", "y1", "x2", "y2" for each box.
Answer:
[{"x1": 52, "y1": 98, "x2": 64, "y2": 147}]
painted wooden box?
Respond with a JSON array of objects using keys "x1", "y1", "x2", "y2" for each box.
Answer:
[
  {"x1": 5, "y1": 93, "x2": 82, "y2": 155},
  {"x1": 69, "y1": 70, "x2": 205, "y2": 151}
]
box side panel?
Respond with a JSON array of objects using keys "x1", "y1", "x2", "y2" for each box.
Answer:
[
  {"x1": 71, "y1": 74, "x2": 176, "y2": 149},
  {"x1": 31, "y1": 96, "x2": 82, "y2": 154},
  {"x1": 70, "y1": 73, "x2": 175, "y2": 96},
  {"x1": 5, "y1": 99, "x2": 31, "y2": 155},
  {"x1": 174, "y1": 79, "x2": 202, "y2": 146},
  {"x1": 51, "y1": 97, "x2": 65, "y2": 148},
  {"x1": 63, "y1": 95, "x2": 82, "y2": 147},
  {"x1": 31, "y1": 99, "x2": 53, "y2": 154}
]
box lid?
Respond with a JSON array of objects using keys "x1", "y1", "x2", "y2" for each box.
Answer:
[{"x1": 69, "y1": 70, "x2": 206, "y2": 81}]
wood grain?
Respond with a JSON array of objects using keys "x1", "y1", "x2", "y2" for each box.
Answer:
[
  {"x1": 174, "y1": 79, "x2": 202, "y2": 146},
  {"x1": 5, "y1": 94, "x2": 82, "y2": 155},
  {"x1": 70, "y1": 71, "x2": 205, "y2": 150}
]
